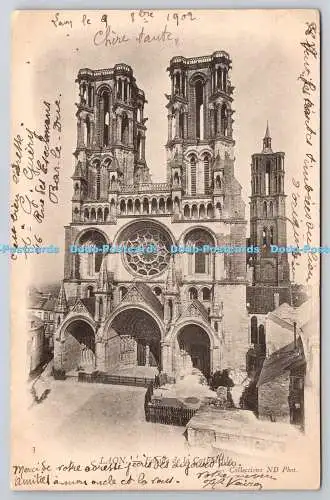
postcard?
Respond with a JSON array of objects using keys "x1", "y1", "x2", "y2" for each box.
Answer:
[{"x1": 10, "y1": 9, "x2": 320, "y2": 490}]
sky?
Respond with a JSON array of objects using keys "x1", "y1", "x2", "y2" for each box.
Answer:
[{"x1": 11, "y1": 9, "x2": 320, "y2": 287}]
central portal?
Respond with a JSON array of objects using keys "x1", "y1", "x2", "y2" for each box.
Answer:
[{"x1": 110, "y1": 308, "x2": 161, "y2": 369}]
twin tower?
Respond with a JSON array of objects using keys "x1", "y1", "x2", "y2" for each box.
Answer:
[{"x1": 73, "y1": 52, "x2": 290, "y2": 309}]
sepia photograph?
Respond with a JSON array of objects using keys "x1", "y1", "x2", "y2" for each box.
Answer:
[{"x1": 10, "y1": 9, "x2": 320, "y2": 490}]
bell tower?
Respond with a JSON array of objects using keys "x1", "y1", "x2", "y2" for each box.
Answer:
[{"x1": 249, "y1": 124, "x2": 290, "y2": 287}]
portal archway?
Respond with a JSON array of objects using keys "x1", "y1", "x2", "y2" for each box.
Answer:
[
  {"x1": 108, "y1": 308, "x2": 162, "y2": 369},
  {"x1": 63, "y1": 319, "x2": 95, "y2": 372},
  {"x1": 177, "y1": 324, "x2": 211, "y2": 378}
]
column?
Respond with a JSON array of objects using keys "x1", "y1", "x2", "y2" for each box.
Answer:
[
  {"x1": 175, "y1": 110, "x2": 179, "y2": 138},
  {"x1": 142, "y1": 136, "x2": 146, "y2": 159},
  {"x1": 77, "y1": 118, "x2": 84, "y2": 148},
  {"x1": 183, "y1": 111, "x2": 188, "y2": 138},
  {"x1": 96, "y1": 340, "x2": 106, "y2": 372},
  {"x1": 145, "y1": 344, "x2": 150, "y2": 367},
  {"x1": 168, "y1": 114, "x2": 172, "y2": 141},
  {"x1": 128, "y1": 118, "x2": 133, "y2": 145},
  {"x1": 117, "y1": 115, "x2": 122, "y2": 142},
  {"x1": 161, "y1": 342, "x2": 171, "y2": 375},
  {"x1": 210, "y1": 108, "x2": 214, "y2": 136}
]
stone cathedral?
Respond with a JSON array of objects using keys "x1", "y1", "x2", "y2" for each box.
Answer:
[{"x1": 53, "y1": 52, "x2": 253, "y2": 380}]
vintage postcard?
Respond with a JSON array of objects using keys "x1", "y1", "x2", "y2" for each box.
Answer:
[{"x1": 10, "y1": 9, "x2": 320, "y2": 490}]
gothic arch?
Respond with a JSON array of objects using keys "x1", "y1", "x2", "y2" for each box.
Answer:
[{"x1": 166, "y1": 317, "x2": 216, "y2": 349}]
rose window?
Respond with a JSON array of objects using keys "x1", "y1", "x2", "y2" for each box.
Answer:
[{"x1": 120, "y1": 223, "x2": 172, "y2": 277}]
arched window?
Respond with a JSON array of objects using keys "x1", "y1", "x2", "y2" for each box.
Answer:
[
  {"x1": 203, "y1": 154, "x2": 210, "y2": 194},
  {"x1": 191, "y1": 204, "x2": 198, "y2": 219},
  {"x1": 168, "y1": 298, "x2": 173, "y2": 322},
  {"x1": 270, "y1": 227, "x2": 274, "y2": 245},
  {"x1": 87, "y1": 254, "x2": 94, "y2": 276},
  {"x1": 117, "y1": 79, "x2": 122, "y2": 100},
  {"x1": 96, "y1": 166, "x2": 101, "y2": 200},
  {"x1": 85, "y1": 116, "x2": 91, "y2": 146},
  {"x1": 86, "y1": 286, "x2": 94, "y2": 298},
  {"x1": 221, "y1": 104, "x2": 228, "y2": 136},
  {"x1": 173, "y1": 172, "x2": 179, "y2": 186},
  {"x1": 265, "y1": 161, "x2": 271, "y2": 195},
  {"x1": 159, "y1": 198, "x2": 165, "y2": 213},
  {"x1": 217, "y1": 67, "x2": 222, "y2": 88},
  {"x1": 190, "y1": 155, "x2": 197, "y2": 195},
  {"x1": 199, "y1": 204, "x2": 205, "y2": 218},
  {"x1": 214, "y1": 106, "x2": 218, "y2": 135},
  {"x1": 134, "y1": 199, "x2": 141, "y2": 214},
  {"x1": 101, "y1": 91, "x2": 110, "y2": 147},
  {"x1": 99, "y1": 298, "x2": 103, "y2": 318},
  {"x1": 258, "y1": 324, "x2": 266, "y2": 346},
  {"x1": 151, "y1": 198, "x2": 158, "y2": 214},
  {"x1": 97, "y1": 207, "x2": 103, "y2": 222},
  {"x1": 195, "y1": 80, "x2": 204, "y2": 139},
  {"x1": 137, "y1": 133, "x2": 142, "y2": 160},
  {"x1": 84, "y1": 208, "x2": 89, "y2": 221},
  {"x1": 262, "y1": 228, "x2": 267, "y2": 246},
  {"x1": 184, "y1": 205, "x2": 190, "y2": 218},
  {"x1": 202, "y1": 287, "x2": 211, "y2": 300},
  {"x1": 121, "y1": 113, "x2": 129, "y2": 145},
  {"x1": 189, "y1": 287, "x2": 198, "y2": 300},
  {"x1": 90, "y1": 208, "x2": 96, "y2": 221},
  {"x1": 222, "y1": 68, "x2": 227, "y2": 91},
  {"x1": 263, "y1": 201, "x2": 267, "y2": 217},
  {"x1": 109, "y1": 200, "x2": 115, "y2": 218},
  {"x1": 88, "y1": 85, "x2": 93, "y2": 107},
  {"x1": 123, "y1": 81, "x2": 128, "y2": 101},
  {"x1": 251, "y1": 316, "x2": 258, "y2": 344},
  {"x1": 174, "y1": 197, "x2": 180, "y2": 214},
  {"x1": 95, "y1": 253, "x2": 102, "y2": 273},
  {"x1": 166, "y1": 198, "x2": 173, "y2": 212},
  {"x1": 179, "y1": 111, "x2": 184, "y2": 138},
  {"x1": 207, "y1": 203, "x2": 214, "y2": 218},
  {"x1": 143, "y1": 198, "x2": 149, "y2": 214},
  {"x1": 120, "y1": 200, "x2": 126, "y2": 214},
  {"x1": 216, "y1": 202, "x2": 222, "y2": 217},
  {"x1": 195, "y1": 243, "x2": 206, "y2": 273},
  {"x1": 269, "y1": 201, "x2": 274, "y2": 217},
  {"x1": 127, "y1": 199, "x2": 133, "y2": 215},
  {"x1": 175, "y1": 73, "x2": 180, "y2": 94}
]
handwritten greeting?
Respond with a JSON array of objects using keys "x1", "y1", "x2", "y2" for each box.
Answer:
[
  {"x1": 10, "y1": 96, "x2": 62, "y2": 259},
  {"x1": 290, "y1": 21, "x2": 319, "y2": 284},
  {"x1": 50, "y1": 10, "x2": 198, "y2": 48},
  {"x1": 10, "y1": 452, "x2": 294, "y2": 490}
]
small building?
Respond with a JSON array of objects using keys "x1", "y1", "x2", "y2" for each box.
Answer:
[
  {"x1": 257, "y1": 338, "x2": 305, "y2": 426},
  {"x1": 27, "y1": 314, "x2": 46, "y2": 374}
]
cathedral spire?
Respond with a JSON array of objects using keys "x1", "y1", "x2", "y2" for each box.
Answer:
[
  {"x1": 97, "y1": 256, "x2": 109, "y2": 292},
  {"x1": 262, "y1": 121, "x2": 273, "y2": 153},
  {"x1": 55, "y1": 281, "x2": 68, "y2": 313},
  {"x1": 165, "y1": 255, "x2": 179, "y2": 294}
]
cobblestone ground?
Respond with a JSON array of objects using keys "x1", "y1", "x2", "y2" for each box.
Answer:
[{"x1": 28, "y1": 379, "x2": 188, "y2": 455}]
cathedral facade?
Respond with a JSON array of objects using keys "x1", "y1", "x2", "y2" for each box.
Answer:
[{"x1": 54, "y1": 52, "x2": 249, "y2": 380}]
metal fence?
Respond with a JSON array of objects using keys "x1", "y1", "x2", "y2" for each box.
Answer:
[
  {"x1": 144, "y1": 381, "x2": 197, "y2": 426},
  {"x1": 78, "y1": 371, "x2": 155, "y2": 387}
]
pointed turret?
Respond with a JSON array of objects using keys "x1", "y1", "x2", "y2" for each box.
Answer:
[
  {"x1": 165, "y1": 255, "x2": 179, "y2": 295},
  {"x1": 262, "y1": 121, "x2": 273, "y2": 153},
  {"x1": 55, "y1": 281, "x2": 68, "y2": 313},
  {"x1": 97, "y1": 256, "x2": 109, "y2": 292}
]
